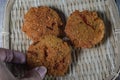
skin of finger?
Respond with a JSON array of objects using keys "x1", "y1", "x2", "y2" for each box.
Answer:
[
  {"x1": 0, "y1": 60, "x2": 43, "y2": 80},
  {"x1": 0, "y1": 60, "x2": 16, "y2": 80},
  {"x1": 0, "y1": 48, "x2": 26, "y2": 63},
  {"x1": 12, "y1": 50, "x2": 26, "y2": 64},
  {"x1": 20, "y1": 70, "x2": 43, "y2": 80}
]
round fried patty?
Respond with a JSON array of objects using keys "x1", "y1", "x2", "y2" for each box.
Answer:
[
  {"x1": 65, "y1": 10, "x2": 105, "y2": 48},
  {"x1": 22, "y1": 6, "x2": 63, "y2": 41},
  {"x1": 27, "y1": 35, "x2": 71, "y2": 76}
]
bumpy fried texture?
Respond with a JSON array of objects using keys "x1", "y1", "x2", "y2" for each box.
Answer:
[
  {"x1": 27, "y1": 35, "x2": 71, "y2": 76},
  {"x1": 65, "y1": 10, "x2": 105, "y2": 48},
  {"x1": 22, "y1": 6, "x2": 63, "y2": 41}
]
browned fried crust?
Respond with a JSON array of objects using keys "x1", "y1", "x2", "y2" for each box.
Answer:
[
  {"x1": 65, "y1": 10, "x2": 105, "y2": 48},
  {"x1": 27, "y1": 35, "x2": 71, "y2": 76},
  {"x1": 22, "y1": 6, "x2": 63, "y2": 41}
]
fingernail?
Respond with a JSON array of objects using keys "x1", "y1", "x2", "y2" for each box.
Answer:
[
  {"x1": 35, "y1": 66, "x2": 47, "y2": 79},
  {"x1": 13, "y1": 51, "x2": 26, "y2": 64}
]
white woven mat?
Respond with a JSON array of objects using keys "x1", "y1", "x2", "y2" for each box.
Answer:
[
  {"x1": 2, "y1": 0, "x2": 120, "y2": 80},
  {"x1": 0, "y1": 0, "x2": 7, "y2": 47}
]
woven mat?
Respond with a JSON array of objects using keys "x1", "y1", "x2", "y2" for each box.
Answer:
[
  {"x1": 2, "y1": 0, "x2": 120, "y2": 80},
  {"x1": 0, "y1": 0, "x2": 7, "y2": 47}
]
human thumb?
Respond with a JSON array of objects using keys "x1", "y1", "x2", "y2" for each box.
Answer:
[{"x1": 20, "y1": 66, "x2": 47, "y2": 80}]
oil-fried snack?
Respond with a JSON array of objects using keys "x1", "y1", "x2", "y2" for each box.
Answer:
[
  {"x1": 22, "y1": 6, "x2": 63, "y2": 41},
  {"x1": 27, "y1": 35, "x2": 71, "y2": 76},
  {"x1": 65, "y1": 10, "x2": 105, "y2": 48}
]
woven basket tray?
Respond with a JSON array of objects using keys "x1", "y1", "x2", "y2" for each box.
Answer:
[{"x1": 2, "y1": 0, "x2": 120, "y2": 80}]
